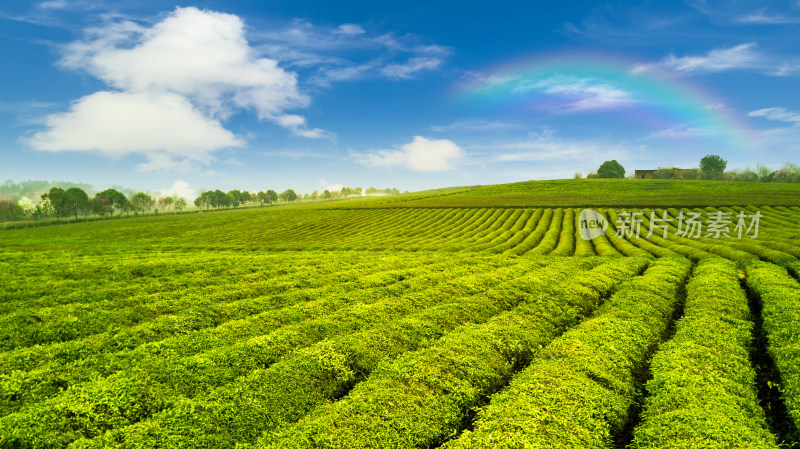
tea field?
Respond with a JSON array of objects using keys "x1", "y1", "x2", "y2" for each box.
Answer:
[{"x1": 1, "y1": 180, "x2": 800, "y2": 448}]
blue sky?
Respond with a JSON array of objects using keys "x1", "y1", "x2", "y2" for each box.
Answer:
[{"x1": 2, "y1": 0, "x2": 800, "y2": 198}]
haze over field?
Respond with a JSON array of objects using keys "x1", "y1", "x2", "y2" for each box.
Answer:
[{"x1": 2, "y1": 0, "x2": 800, "y2": 193}]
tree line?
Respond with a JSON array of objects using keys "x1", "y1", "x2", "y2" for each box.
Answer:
[
  {"x1": 579, "y1": 155, "x2": 800, "y2": 182},
  {"x1": 0, "y1": 187, "x2": 190, "y2": 224},
  {"x1": 0, "y1": 185, "x2": 403, "y2": 223}
]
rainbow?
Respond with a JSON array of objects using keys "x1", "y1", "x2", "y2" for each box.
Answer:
[{"x1": 450, "y1": 53, "x2": 757, "y2": 153}]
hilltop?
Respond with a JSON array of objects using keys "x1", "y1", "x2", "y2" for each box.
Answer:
[{"x1": 308, "y1": 179, "x2": 800, "y2": 209}]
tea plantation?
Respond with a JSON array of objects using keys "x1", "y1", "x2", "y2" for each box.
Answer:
[{"x1": 1, "y1": 180, "x2": 799, "y2": 448}]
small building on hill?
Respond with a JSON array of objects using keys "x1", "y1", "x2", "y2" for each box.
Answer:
[{"x1": 634, "y1": 168, "x2": 694, "y2": 179}]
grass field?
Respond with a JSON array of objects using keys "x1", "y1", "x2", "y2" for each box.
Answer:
[
  {"x1": 2, "y1": 179, "x2": 800, "y2": 448},
  {"x1": 301, "y1": 179, "x2": 800, "y2": 208}
]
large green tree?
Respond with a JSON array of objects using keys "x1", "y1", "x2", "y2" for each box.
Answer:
[
  {"x1": 597, "y1": 160, "x2": 626, "y2": 179},
  {"x1": 64, "y1": 187, "x2": 90, "y2": 219},
  {"x1": 700, "y1": 154, "x2": 727, "y2": 179},
  {"x1": 41, "y1": 187, "x2": 69, "y2": 221},
  {"x1": 131, "y1": 192, "x2": 154, "y2": 214},
  {"x1": 95, "y1": 189, "x2": 128, "y2": 216},
  {"x1": 0, "y1": 200, "x2": 20, "y2": 223},
  {"x1": 266, "y1": 189, "x2": 278, "y2": 205}
]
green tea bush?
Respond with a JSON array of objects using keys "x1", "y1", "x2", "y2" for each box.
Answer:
[
  {"x1": 444, "y1": 258, "x2": 691, "y2": 448},
  {"x1": 631, "y1": 258, "x2": 777, "y2": 448}
]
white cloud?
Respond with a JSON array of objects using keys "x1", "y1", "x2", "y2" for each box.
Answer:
[
  {"x1": 516, "y1": 76, "x2": 635, "y2": 112},
  {"x1": 748, "y1": 107, "x2": 800, "y2": 125},
  {"x1": 37, "y1": 0, "x2": 70, "y2": 9},
  {"x1": 275, "y1": 114, "x2": 333, "y2": 139},
  {"x1": 335, "y1": 24, "x2": 366, "y2": 35},
  {"x1": 354, "y1": 136, "x2": 465, "y2": 172},
  {"x1": 735, "y1": 12, "x2": 800, "y2": 24},
  {"x1": 318, "y1": 179, "x2": 351, "y2": 193},
  {"x1": 466, "y1": 129, "x2": 634, "y2": 165},
  {"x1": 650, "y1": 125, "x2": 717, "y2": 139},
  {"x1": 634, "y1": 43, "x2": 800, "y2": 77},
  {"x1": 25, "y1": 91, "x2": 243, "y2": 159},
  {"x1": 62, "y1": 7, "x2": 312, "y2": 124},
  {"x1": 430, "y1": 119, "x2": 520, "y2": 132},
  {"x1": 28, "y1": 7, "x2": 327, "y2": 172},
  {"x1": 153, "y1": 180, "x2": 197, "y2": 201},
  {"x1": 253, "y1": 20, "x2": 451, "y2": 85},
  {"x1": 641, "y1": 43, "x2": 764, "y2": 74},
  {"x1": 381, "y1": 57, "x2": 444, "y2": 79}
]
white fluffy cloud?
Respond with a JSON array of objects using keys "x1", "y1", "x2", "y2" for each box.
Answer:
[
  {"x1": 153, "y1": 180, "x2": 197, "y2": 201},
  {"x1": 354, "y1": 136, "x2": 465, "y2": 172},
  {"x1": 26, "y1": 91, "x2": 243, "y2": 158},
  {"x1": 28, "y1": 7, "x2": 325, "y2": 171}
]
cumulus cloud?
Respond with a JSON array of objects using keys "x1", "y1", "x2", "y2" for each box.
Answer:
[
  {"x1": 27, "y1": 7, "x2": 326, "y2": 171},
  {"x1": 154, "y1": 180, "x2": 197, "y2": 201},
  {"x1": 354, "y1": 136, "x2": 465, "y2": 172},
  {"x1": 26, "y1": 91, "x2": 243, "y2": 158}
]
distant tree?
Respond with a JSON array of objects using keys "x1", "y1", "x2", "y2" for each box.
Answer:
[
  {"x1": 131, "y1": 192, "x2": 155, "y2": 214},
  {"x1": 213, "y1": 190, "x2": 229, "y2": 208},
  {"x1": 322, "y1": 189, "x2": 331, "y2": 199},
  {"x1": 227, "y1": 190, "x2": 243, "y2": 207},
  {"x1": 652, "y1": 167, "x2": 679, "y2": 180},
  {"x1": 311, "y1": 190, "x2": 319, "y2": 200},
  {"x1": 597, "y1": 160, "x2": 626, "y2": 179},
  {"x1": 341, "y1": 187, "x2": 352, "y2": 197},
  {"x1": 174, "y1": 197, "x2": 187, "y2": 212},
  {"x1": 700, "y1": 155, "x2": 727, "y2": 179},
  {"x1": 41, "y1": 187, "x2": 69, "y2": 222},
  {"x1": 354, "y1": 187, "x2": 363, "y2": 196},
  {"x1": 158, "y1": 196, "x2": 173, "y2": 212},
  {"x1": 0, "y1": 200, "x2": 20, "y2": 223},
  {"x1": 16, "y1": 197, "x2": 37, "y2": 218},
  {"x1": 92, "y1": 195, "x2": 112, "y2": 217},
  {"x1": 366, "y1": 187, "x2": 377, "y2": 195},
  {"x1": 773, "y1": 162, "x2": 800, "y2": 183},
  {"x1": 756, "y1": 164, "x2": 775, "y2": 182},
  {"x1": 266, "y1": 189, "x2": 278, "y2": 205},
  {"x1": 194, "y1": 191, "x2": 211, "y2": 210},
  {"x1": 285, "y1": 189, "x2": 297, "y2": 202},
  {"x1": 96, "y1": 189, "x2": 128, "y2": 217},
  {"x1": 65, "y1": 187, "x2": 90, "y2": 219},
  {"x1": 256, "y1": 191, "x2": 268, "y2": 206},
  {"x1": 303, "y1": 193, "x2": 310, "y2": 200},
  {"x1": 37, "y1": 197, "x2": 55, "y2": 219}
]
